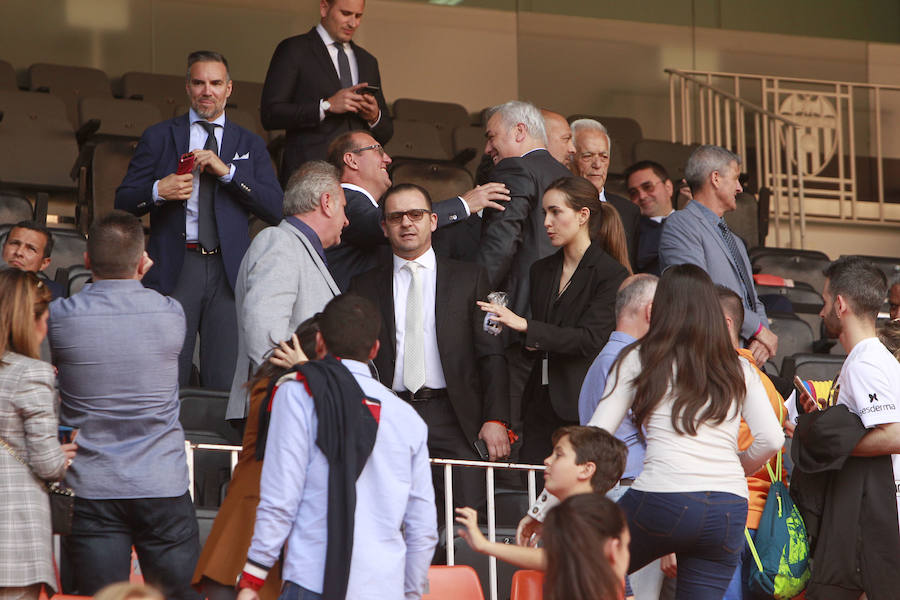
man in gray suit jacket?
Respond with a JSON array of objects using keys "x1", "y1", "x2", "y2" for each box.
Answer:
[
  {"x1": 659, "y1": 144, "x2": 778, "y2": 365},
  {"x1": 226, "y1": 162, "x2": 345, "y2": 422}
]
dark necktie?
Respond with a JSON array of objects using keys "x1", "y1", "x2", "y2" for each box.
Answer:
[
  {"x1": 198, "y1": 121, "x2": 220, "y2": 251},
  {"x1": 717, "y1": 219, "x2": 754, "y2": 308},
  {"x1": 335, "y1": 43, "x2": 352, "y2": 88}
]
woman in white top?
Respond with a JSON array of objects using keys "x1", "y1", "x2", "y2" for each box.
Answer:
[{"x1": 590, "y1": 263, "x2": 783, "y2": 600}]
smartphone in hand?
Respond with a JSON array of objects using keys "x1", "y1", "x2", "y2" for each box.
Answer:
[{"x1": 176, "y1": 152, "x2": 195, "y2": 175}]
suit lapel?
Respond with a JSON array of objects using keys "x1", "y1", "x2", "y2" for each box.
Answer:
[
  {"x1": 376, "y1": 263, "x2": 397, "y2": 363},
  {"x1": 690, "y1": 201, "x2": 741, "y2": 272},
  {"x1": 309, "y1": 27, "x2": 342, "y2": 89},
  {"x1": 533, "y1": 251, "x2": 560, "y2": 322},
  {"x1": 171, "y1": 113, "x2": 190, "y2": 159},
  {"x1": 220, "y1": 118, "x2": 239, "y2": 169},
  {"x1": 284, "y1": 221, "x2": 341, "y2": 295},
  {"x1": 434, "y1": 257, "x2": 451, "y2": 352},
  {"x1": 555, "y1": 245, "x2": 595, "y2": 314}
]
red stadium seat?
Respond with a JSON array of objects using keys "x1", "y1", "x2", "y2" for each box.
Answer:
[
  {"x1": 423, "y1": 565, "x2": 485, "y2": 600},
  {"x1": 510, "y1": 570, "x2": 544, "y2": 600}
]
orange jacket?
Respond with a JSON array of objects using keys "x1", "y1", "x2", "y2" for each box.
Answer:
[{"x1": 737, "y1": 348, "x2": 787, "y2": 530}]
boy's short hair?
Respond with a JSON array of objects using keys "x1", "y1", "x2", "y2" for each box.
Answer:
[{"x1": 551, "y1": 426, "x2": 627, "y2": 492}]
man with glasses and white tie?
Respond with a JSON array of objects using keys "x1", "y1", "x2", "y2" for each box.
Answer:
[
  {"x1": 350, "y1": 183, "x2": 511, "y2": 517},
  {"x1": 624, "y1": 160, "x2": 677, "y2": 275},
  {"x1": 325, "y1": 131, "x2": 510, "y2": 290}
]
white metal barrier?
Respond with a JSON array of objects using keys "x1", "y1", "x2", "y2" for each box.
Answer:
[{"x1": 184, "y1": 442, "x2": 545, "y2": 600}]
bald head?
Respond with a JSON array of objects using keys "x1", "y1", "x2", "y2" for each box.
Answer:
[
  {"x1": 614, "y1": 274, "x2": 657, "y2": 338},
  {"x1": 541, "y1": 109, "x2": 574, "y2": 167}
]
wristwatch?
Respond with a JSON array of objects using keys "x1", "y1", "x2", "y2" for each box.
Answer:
[{"x1": 322, "y1": 99, "x2": 332, "y2": 113}]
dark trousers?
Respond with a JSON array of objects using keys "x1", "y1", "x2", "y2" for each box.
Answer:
[
  {"x1": 619, "y1": 489, "x2": 748, "y2": 600},
  {"x1": 62, "y1": 492, "x2": 200, "y2": 600},
  {"x1": 171, "y1": 251, "x2": 238, "y2": 390},
  {"x1": 410, "y1": 397, "x2": 485, "y2": 521},
  {"x1": 520, "y1": 384, "x2": 576, "y2": 466}
]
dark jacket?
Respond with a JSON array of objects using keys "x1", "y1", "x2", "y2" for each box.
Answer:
[{"x1": 790, "y1": 405, "x2": 900, "y2": 600}]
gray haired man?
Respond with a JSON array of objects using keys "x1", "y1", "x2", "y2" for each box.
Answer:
[
  {"x1": 476, "y1": 100, "x2": 573, "y2": 441},
  {"x1": 226, "y1": 161, "x2": 345, "y2": 423},
  {"x1": 659, "y1": 144, "x2": 777, "y2": 365}
]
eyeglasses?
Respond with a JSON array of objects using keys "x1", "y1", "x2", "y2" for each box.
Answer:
[
  {"x1": 627, "y1": 179, "x2": 662, "y2": 199},
  {"x1": 350, "y1": 143, "x2": 385, "y2": 156},
  {"x1": 385, "y1": 209, "x2": 432, "y2": 224}
]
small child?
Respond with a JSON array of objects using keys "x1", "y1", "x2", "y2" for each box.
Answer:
[{"x1": 455, "y1": 425, "x2": 626, "y2": 570}]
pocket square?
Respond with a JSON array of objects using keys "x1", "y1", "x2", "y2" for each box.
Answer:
[{"x1": 232, "y1": 152, "x2": 250, "y2": 160}]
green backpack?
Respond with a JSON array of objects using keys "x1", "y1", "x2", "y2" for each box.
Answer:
[{"x1": 745, "y1": 411, "x2": 811, "y2": 599}]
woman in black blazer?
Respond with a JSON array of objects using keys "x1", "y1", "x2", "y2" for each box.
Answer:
[{"x1": 478, "y1": 176, "x2": 631, "y2": 463}]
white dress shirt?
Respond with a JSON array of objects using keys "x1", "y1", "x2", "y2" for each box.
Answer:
[
  {"x1": 391, "y1": 247, "x2": 447, "y2": 391},
  {"x1": 247, "y1": 359, "x2": 438, "y2": 598},
  {"x1": 341, "y1": 182, "x2": 377, "y2": 207},
  {"x1": 152, "y1": 108, "x2": 235, "y2": 243},
  {"x1": 315, "y1": 24, "x2": 381, "y2": 127}
]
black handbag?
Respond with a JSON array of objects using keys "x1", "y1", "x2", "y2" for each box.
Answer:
[{"x1": 0, "y1": 433, "x2": 75, "y2": 535}]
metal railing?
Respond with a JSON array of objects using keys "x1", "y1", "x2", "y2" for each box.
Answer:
[
  {"x1": 184, "y1": 442, "x2": 545, "y2": 600},
  {"x1": 666, "y1": 68, "x2": 900, "y2": 247}
]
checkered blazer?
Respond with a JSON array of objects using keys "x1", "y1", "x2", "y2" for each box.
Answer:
[{"x1": 0, "y1": 351, "x2": 67, "y2": 591}]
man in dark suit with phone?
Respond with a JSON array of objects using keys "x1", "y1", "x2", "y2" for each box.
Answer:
[
  {"x1": 350, "y1": 183, "x2": 510, "y2": 513},
  {"x1": 261, "y1": 0, "x2": 392, "y2": 182},
  {"x1": 116, "y1": 50, "x2": 283, "y2": 390}
]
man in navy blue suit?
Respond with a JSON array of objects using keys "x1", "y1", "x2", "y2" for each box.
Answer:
[{"x1": 116, "y1": 50, "x2": 283, "y2": 390}]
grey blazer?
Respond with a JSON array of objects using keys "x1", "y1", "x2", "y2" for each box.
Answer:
[
  {"x1": 658, "y1": 199, "x2": 767, "y2": 340},
  {"x1": 0, "y1": 352, "x2": 67, "y2": 591},
  {"x1": 227, "y1": 220, "x2": 341, "y2": 420}
]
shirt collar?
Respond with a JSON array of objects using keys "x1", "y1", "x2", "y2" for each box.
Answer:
[
  {"x1": 692, "y1": 200, "x2": 722, "y2": 228},
  {"x1": 522, "y1": 147, "x2": 547, "y2": 158},
  {"x1": 284, "y1": 216, "x2": 327, "y2": 266},
  {"x1": 609, "y1": 331, "x2": 637, "y2": 344},
  {"x1": 316, "y1": 23, "x2": 346, "y2": 49},
  {"x1": 392, "y1": 247, "x2": 436, "y2": 275},
  {"x1": 189, "y1": 107, "x2": 226, "y2": 128},
  {"x1": 341, "y1": 358, "x2": 372, "y2": 379},
  {"x1": 341, "y1": 183, "x2": 377, "y2": 207},
  {"x1": 649, "y1": 209, "x2": 675, "y2": 223},
  {"x1": 598, "y1": 188, "x2": 607, "y2": 203}
]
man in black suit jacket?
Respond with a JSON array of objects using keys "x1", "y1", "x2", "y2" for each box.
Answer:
[
  {"x1": 116, "y1": 51, "x2": 282, "y2": 390},
  {"x1": 325, "y1": 131, "x2": 510, "y2": 291},
  {"x1": 624, "y1": 160, "x2": 677, "y2": 276},
  {"x1": 475, "y1": 101, "x2": 573, "y2": 438},
  {"x1": 571, "y1": 118, "x2": 641, "y2": 268},
  {"x1": 350, "y1": 183, "x2": 510, "y2": 510},
  {"x1": 261, "y1": 0, "x2": 392, "y2": 182}
]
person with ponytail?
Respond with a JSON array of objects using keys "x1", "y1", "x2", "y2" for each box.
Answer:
[{"x1": 478, "y1": 176, "x2": 630, "y2": 463}]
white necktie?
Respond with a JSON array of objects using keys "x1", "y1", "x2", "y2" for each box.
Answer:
[{"x1": 403, "y1": 262, "x2": 426, "y2": 393}]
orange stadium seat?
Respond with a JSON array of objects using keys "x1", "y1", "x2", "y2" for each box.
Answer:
[
  {"x1": 510, "y1": 570, "x2": 544, "y2": 600},
  {"x1": 423, "y1": 565, "x2": 485, "y2": 600},
  {"x1": 393, "y1": 98, "x2": 470, "y2": 156},
  {"x1": 121, "y1": 71, "x2": 188, "y2": 120}
]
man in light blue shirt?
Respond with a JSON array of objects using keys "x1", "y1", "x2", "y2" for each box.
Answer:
[
  {"x1": 238, "y1": 294, "x2": 437, "y2": 600},
  {"x1": 49, "y1": 211, "x2": 198, "y2": 600}
]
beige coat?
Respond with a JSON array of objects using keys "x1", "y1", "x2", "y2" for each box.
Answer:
[{"x1": 0, "y1": 352, "x2": 67, "y2": 591}]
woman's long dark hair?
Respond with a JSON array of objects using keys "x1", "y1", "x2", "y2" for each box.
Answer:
[
  {"x1": 543, "y1": 493, "x2": 627, "y2": 600},
  {"x1": 610, "y1": 263, "x2": 746, "y2": 434},
  {"x1": 544, "y1": 176, "x2": 632, "y2": 274}
]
